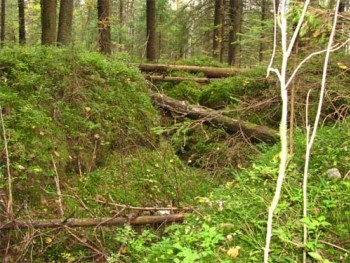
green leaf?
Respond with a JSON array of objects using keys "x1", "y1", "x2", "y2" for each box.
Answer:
[
  {"x1": 300, "y1": 216, "x2": 312, "y2": 225},
  {"x1": 308, "y1": 251, "x2": 323, "y2": 261},
  {"x1": 151, "y1": 126, "x2": 165, "y2": 135}
]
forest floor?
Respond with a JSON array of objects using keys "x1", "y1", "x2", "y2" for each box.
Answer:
[{"x1": 0, "y1": 46, "x2": 349, "y2": 262}]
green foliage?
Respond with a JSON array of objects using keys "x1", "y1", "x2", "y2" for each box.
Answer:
[
  {"x1": 292, "y1": 123, "x2": 350, "y2": 176},
  {"x1": 145, "y1": 223, "x2": 225, "y2": 262},
  {"x1": 199, "y1": 76, "x2": 269, "y2": 109},
  {"x1": 107, "y1": 226, "x2": 158, "y2": 262},
  {"x1": 0, "y1": 46, "x2": 223, "y2": 261},
  {"x1": 274, "y1": 53, "x2": 350, "y2": 126},
  {"x1": 2, "y1": 45, "x2": 350, "y2": 262},
  {"x1": 72, "y1": 142, "x2": 217, "y2": 208},
  {"x1": 106, "y1": 222, "x2": 227, "y2": 262},
  {"x1": 287, "y1": 2, "x2": 332, "y2": 44},
  {"x1": 162, "y1": 80, "x2": 201, "y2": 103},
  {"x1": 178, "y1": 55, "x2": 227, "y2": 67},
  {"x1": 126, "y1": 119, "x2": 349, "y2": 262}
]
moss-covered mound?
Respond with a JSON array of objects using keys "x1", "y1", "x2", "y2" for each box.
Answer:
[
  {"x1": 0, "y1": 47, "x2": 215, "y2": 217},
  {"x1": 0, "y1": 46, "x2": 157, "y2": 172}
]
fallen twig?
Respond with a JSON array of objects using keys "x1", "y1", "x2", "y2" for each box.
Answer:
[{"x1": 51, "y1": 154, "x2": 64, "y2": 217}]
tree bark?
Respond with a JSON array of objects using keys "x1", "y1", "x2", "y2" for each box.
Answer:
[
  {"x1": 57, "y1": 0, "x2": 73, "y2": 45},
  {"x1": 98, "y1": 0, "x2": 112, "y2": 54},
  {"x1": 227, "y1": 0, "x2": 243, "y2": 66},
  {"x1": 118, "y1": 0, "x2": 123, "y2": 44},
  {"x1": 259, "y1": 0, "x2": 268, "y2": 62},
  {"x1": 150, "y1": 90, "x2": 279, "y2": 143},
  {"x1": 146, "y1": 0, "x2": 157, "y2": 61},
  {"x1": 0, "y1": 214, "x2": 184, "y2": 230},
  {"x1": 213, "y1": 0, "x2": 224, "y2": 62},
  {"x1": 18, "y1": 0, "x2": 26, "y2": 45},
  {"x1": 138, "y1": 63, "x2": 245, "y2": 78},
  {"x1": 41, "y1": 0, "x2": 57, "y2": 45},
  {"x1": 145, "y1": 74, "x2": 216, "y2": 83},
  {"x1": 0, "y1": 0, "x2": 5, "y2": 47}
]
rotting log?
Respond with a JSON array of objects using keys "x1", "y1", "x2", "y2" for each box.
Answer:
[
  {"x1": 149, "y1": 90, "x2": 279, "y2": 143},
  {"x1": 0, "y1": 214, "x2": 184, "y2": 230},
  {"x1": 145, "y1": 74, "x2": 219, "y2": 83},
  {"x1": 138, "y1": 63, "x2": 247, "y2": 78}
]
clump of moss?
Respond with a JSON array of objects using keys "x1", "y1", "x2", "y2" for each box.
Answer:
[
  {"x1": 165, "y1": 80, "x2": 201, "y2": 103},
  {"x1": 198, "y1": 76, "x2": 268, "y2": 109}
]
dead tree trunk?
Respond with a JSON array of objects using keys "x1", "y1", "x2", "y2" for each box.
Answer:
[
  {"x1": 138, "y1": 63, "x2": 245, "y2": 78},
  {"x1": 0, "y1": 214, "x2": 184, "y2": 230},
  {"x1": 145, "y1": 74, "x2": 217, "y2": 83},
  {"x1": 149, "y1": 90, "x2": 279, "y2": 143}
]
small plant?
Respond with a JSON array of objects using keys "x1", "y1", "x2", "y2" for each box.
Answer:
[{"x1": 143, "y1": 222, "x2": 226, "y2": 262}]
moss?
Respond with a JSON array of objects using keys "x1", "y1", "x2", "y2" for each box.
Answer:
[
  {"x1": 177, "y1": 55, "x2": 227, "y2": 67},
  {"x1": 72, "y1": 141, "x2": 217, "y2": 208},
  {"x1": 0, "y1": 46, "x2": 216, "y2": 221},
  {"x1": 0, "y1": 46, "x2": 159, "y2": 205},
  {"x1": 166, "y1": 80, "x2": 201, "y2": 103},
  {"x1": 198, "y1": 76, "x2": 265, "y2": 108}
]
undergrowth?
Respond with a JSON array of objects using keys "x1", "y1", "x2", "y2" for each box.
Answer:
[
  {"x1": 0, "y1": 47, "x2": 219, "y2": 261},
  {"x1": 108, "y1": 120, "x2": 350, "y2": 263},
  {"x1": 0, "y1": 47, "x2": 349, "y2": 262}
]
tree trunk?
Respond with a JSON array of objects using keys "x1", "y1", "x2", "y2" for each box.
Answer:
[
  {"x1": 0, "y1": 0, "x2": 5, "y2": 47},
  {"x1": 338, "y1": 0, "x2": 345, "y2": 12},
  {"x1": 145, "y1": 74, "x2": 216, "y2": 83},
  {"x1": 137, "y1": 63, "x2": 245, "y2": 78},
  {"x1": 57, "y1": 0, "x2": 73, "y2": 45},
  {"x1": 98, "y1": 0, "x2": 112, "y2": 54},
  {"x1": 41, "y1": 0, "x2": 57, "y2": 45},
  {"x1": 227, "y1": 0, "x2": 242, "y2": 66},
  {"x1": 259, "y1": 0, "x2": 267, "y2": 62},
  {"x1": 213, "y1": 0, "x2": 224, "y2": 61},
  {"x1": 18, "y1": 0, "x2": 26, "y2": 45},
  {"x1": 129, "y1": 0, "x2": 135, "y2": 52},
  {"x1": 0, "y1": 214, "x2": 184, "y2": 230},
  {"x1": 150, "y1": 90, "x2": 279, "y2": 143},
  {"x1": 274, "y1": 0, "x2": 279, "y2": 14},
  {"x1": 118, "y1": 0, "x2": 123, "y2": 44},
  {"x1": 146, "y1": 0, "x2": 157, "y2": 61}
]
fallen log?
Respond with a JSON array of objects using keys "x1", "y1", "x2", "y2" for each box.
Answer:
[
  {"x1": 149, "y1": 90, "x2": 279, "y2": 143},
  {"x1": 0, "y1": 214, "x2": 184, "y2": 230},
  {"x1": 145, "y1": 74, "x2": 218, "y2": 83},
  {"x1": 138, "y1": 63, "x2": 247, "y2": 78}
]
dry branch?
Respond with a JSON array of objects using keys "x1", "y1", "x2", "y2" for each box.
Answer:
[
  {"x1": 138, "y1": 63, "x2": 246, "y2": 78},
  {"x1": 0, "y1": 214, "x2": 184, "y2": 230},
  {"x1": 149, "y1": 90, "x2": 279, "y2": 143}
]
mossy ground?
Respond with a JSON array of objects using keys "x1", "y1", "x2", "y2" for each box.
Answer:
[
  {"x1": 0, "y1": 47, "x2": 219, "y2": 261},
  {"x1": 0, "y1": 47, "x2": 349, "y2": 262}
]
